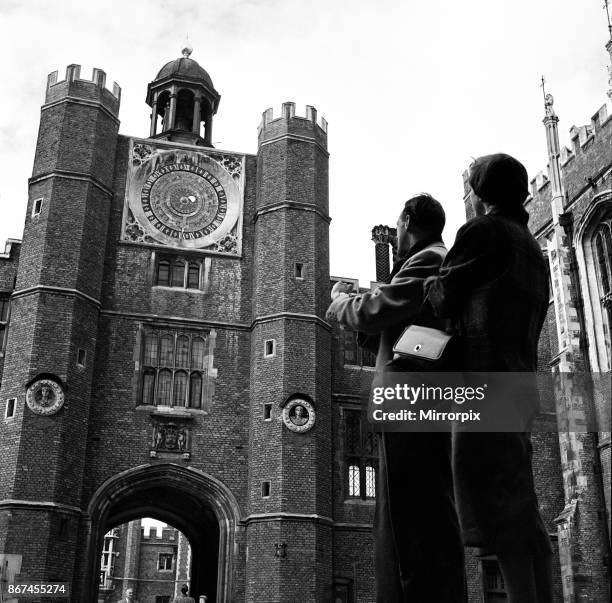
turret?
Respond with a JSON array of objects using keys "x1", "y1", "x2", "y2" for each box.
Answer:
[
  {"x1": 0, "y1": 64, "x2": 120, "y2": 588},
  {"x1": 146, "y1": 45, "x2": 220, "y2": 146},
  {"x1": 247, "y1": 102, "x2": 332, "y2": 602}
]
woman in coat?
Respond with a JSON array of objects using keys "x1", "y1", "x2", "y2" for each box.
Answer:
[{"x1": 424, "y1": 153, "x2": 553, "y2": 603}]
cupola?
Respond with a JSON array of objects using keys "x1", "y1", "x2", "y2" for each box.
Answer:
[{"x1": 146, "y1": 44, "x2": 221, "y2": 146}]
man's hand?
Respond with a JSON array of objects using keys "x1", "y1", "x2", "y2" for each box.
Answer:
[{"x1": 331, "y1": 281, "x2": 353, "y2": 300}]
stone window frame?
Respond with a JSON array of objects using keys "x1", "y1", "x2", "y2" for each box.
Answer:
[
  {"x1": 0, "y1": 293, "x2": 10, "y2": 357},
  {"x1": 99, "y1": 528, "x2": 119, "y2": 590},
  {"x1": 261, "y1": 481, "x2": 271, "y2": 498},
  {"x1": 152, "y1": 252, "x2": 211, "y2": 292},
  {"x1": 134, "y1": 325, "x2": 217, "y2": 411},
  {"x1": 4, "y1": 398, "x2": 16, "y2": 420},
  {"x1": 158, "y1": 552, "x2": 174, "y2": 572},
  {"x1": 342, "y1": 407, "x2": 378, "y2": 500},
  {"x1": 263, "y1": 339, "x2": 276, "y2": 358},
  {"x1": 575, "y1": 194, "x2": 612, "y2": 372},
  {"x1": 32, "y1": 197, "x2": 44, "y2": 217}
]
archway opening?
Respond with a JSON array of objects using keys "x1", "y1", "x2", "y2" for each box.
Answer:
[
  {"x1": 175, "y1": 89, "x2": 195, "y2": 132},
  {"x1": 97, "y1": 518, "x2": 205, "y2": 603},
  {"x1": 86, "y1": 465, "x2": 240, "y2": 603}
]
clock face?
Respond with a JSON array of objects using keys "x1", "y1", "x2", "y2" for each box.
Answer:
[
  {"x1": 141, "y1": 163, "x2": 227, "y2": 241},
  {"x1": 124, "y1": 142, "x2": 243, "y2": 251}
]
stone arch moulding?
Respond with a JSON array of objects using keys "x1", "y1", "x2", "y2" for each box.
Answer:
[
  {"x1": 81, "y1": 463, "x2": 243, "y2": 603},
  {"x1": 573, "y1": 190, "x2": 612, "y2": 372}
]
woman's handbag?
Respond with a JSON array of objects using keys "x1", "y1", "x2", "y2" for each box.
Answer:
[{"x1": 391, "y1": 324, "x2": 455, "y2": 370}]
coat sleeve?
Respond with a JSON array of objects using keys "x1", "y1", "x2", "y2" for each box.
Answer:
[
  {"x1": 424, "y1": 216, "x2": 508, "y2": 318},
  {"x1": 327, "y1": 248, "x2": 445, "y2": 335}
]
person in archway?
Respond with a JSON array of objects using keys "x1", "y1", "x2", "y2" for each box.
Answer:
[
  {"x1": 173, "y1": 584, "x2": 196, "y2": 603},
  {"x1": 119, "y1": 588, "x2": 138, "y2": 603}
]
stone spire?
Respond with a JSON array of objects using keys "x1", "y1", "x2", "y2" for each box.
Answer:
[
  {"x1": 541, "y1": 86, "x2": 566, "y2": 222},
  {"x1": 605, "y1": 1, "x2": 612, "y2": 99}
]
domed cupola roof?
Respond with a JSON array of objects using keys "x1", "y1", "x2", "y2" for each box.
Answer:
[
  {"x1": 155, "y1": 54, "x2": 215, "y2": 90},
  {"x1": 146, "y1": 44, "x2": 220, "y2": 108}
]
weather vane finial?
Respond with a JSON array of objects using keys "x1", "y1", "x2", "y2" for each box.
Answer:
[
  {"x1": 182, "y1": 33, "x2": 193, "y2": 58},
  {"x1": 541, "y1": 76, "x2": 556, "y2": 117}
]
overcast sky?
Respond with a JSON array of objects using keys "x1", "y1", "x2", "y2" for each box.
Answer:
[{"x1": 0, "y1": 0, "x2": 609, "y2": 285}]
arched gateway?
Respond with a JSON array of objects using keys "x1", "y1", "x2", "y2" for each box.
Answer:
[
  {"x1": 0, "y1": 47, "x2": 336, "y2": 603},
  {"x1": 82, "y1": 464, "x2": 242, "y2": 602}
]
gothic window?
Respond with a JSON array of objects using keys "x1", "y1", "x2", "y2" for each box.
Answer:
[
  {"x1": 0, "y1": 294, "x2": 10, "y2": 354},
  {"x1": 341, "y1": 327, "x2": 376, "y2": 367},
  {"x1": 192, "y1": 337, "x2": 206, "y2": 369},
  {"x1": 157, "y1": 370, "x2": 172, "y2": 405},
  {"x1": 344, "y1": 408, "x2": 378, "y2": 499},
  {"x1": 138, "y1": 330, "x2": 210, "y2": 409},
  {"x1": 592, "y1": 219, "x2": 612, "y2": 365},
  {"x1": 142, "y1": 371, "x2": 155, "y2": 405},
  {"x1": 173, "y1": 371, "x2": 188, "y2": 405},
  {"x1": 155, "y1": 256, "x2": 202, "y2": 290},
  {"x1": 189, "y1": 373, "x2": 202, "y2": 408},
  {"x1": 594, "y1": 222, "x2": 612, "y2": 296},
  {"x1": 176, "y1": 336, "x2": 189, "y2": 366}
]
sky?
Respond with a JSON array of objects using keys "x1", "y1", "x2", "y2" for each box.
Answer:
[{"x1": 0, "y1": 0, "x2": 610, "y2": 285}]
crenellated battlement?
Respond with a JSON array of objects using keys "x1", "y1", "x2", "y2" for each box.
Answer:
[
  {"x1": 258, "y1": 101, "x2": 328, "y2": 134},
  {"x1": 530, "y1": 171, "x2": 550, "y2": 197},
  {"x1": 141, "y1": 524, "x2": 177, "y2": 541},
  {"x1": 45, "y1": 64, "x2": 121, "y2": 115},
  {"x1": 557, "y1": 103, "x2": 610, "y2": 165},
  {"x1": 257, "y1": 101, "x2": 328, "y2": 150}
]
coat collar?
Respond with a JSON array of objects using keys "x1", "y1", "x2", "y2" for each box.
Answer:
[{"x1": 388, "y1": 237, "x2": 444, "y2": 282}]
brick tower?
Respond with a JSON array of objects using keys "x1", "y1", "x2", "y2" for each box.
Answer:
[
  {"x1": 246, "y1": 102, "x2": 332, "y2": 602},
  {"x1": 0, "y1": 65, "x2": 120, "y2": 586}
]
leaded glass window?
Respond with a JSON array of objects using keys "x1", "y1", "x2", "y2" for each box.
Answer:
[
  {"x1": 139, "y1": 330, "x2": 210, "y2": 409},
  {"x1": 155, "y1": 256, "x2": 202, "y2": 290},
  {"x1": 344, "y1": 408, "x2": 378, "y2": 499}
]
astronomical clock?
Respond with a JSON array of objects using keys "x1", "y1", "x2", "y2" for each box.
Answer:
[{"x1": 121, "y1": 139, "x2": 244, "y2": 255}]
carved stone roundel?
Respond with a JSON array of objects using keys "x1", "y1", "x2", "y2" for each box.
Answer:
[
  {"x1": 26, "y1": 379, "x2": 65, "y2": 416},
  {"x1": 282, "y1": 399, "x2": 316, "y2": 433}
]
